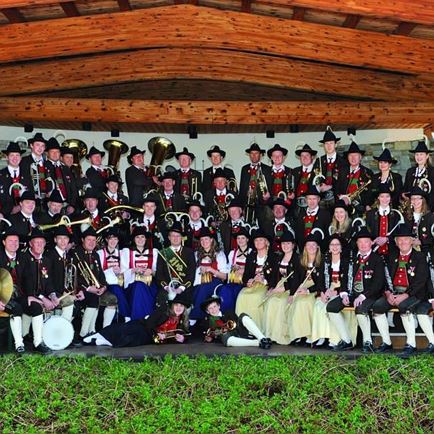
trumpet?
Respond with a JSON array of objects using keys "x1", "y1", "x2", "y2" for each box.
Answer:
[
  {"x1": 257, "y1": 166, "x2": 269, "y2": 198},
  {"x1": 74, "y1": 253, "x2": 101, "y2": 289},
  {"x1": 204, "y1": 320, "x2": 236, "y2": 339},
  {"x1": 153, "y1": 329, "x2": 191, "y2": 344}
]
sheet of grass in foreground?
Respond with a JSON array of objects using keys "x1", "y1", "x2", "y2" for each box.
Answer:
[{"x1": 0, "y1": 355, "x2": 432, "y2": 433}]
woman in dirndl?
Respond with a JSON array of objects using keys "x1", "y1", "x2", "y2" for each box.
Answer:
[
  {"x1": 189, "y1": 227, "x2": 229, "y2": 321},
  {"x1": 262, "y1": 231, "x2": 303, "y2": 344},
  {"x1": 219, "y1": 226, "x2": 252, "y2": 313},
  {"x1": 235, "y1": 229, "x2": 275, "y2": 331},
  {"x1": 120, "y1": 226, "x2": 158, "y2": 320},
  {"x1": 287, "y1": 231, "x2": 322, "y2": 345}
]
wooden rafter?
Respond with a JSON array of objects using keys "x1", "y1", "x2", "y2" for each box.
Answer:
[
  {"x1": 1, "y1": 48, "x2": 433, "y2": 102},
  {"x1": 0, "y1": 5, "x2": 432, "y2": 74},
  {"x1": 0, "y1": 97, "x2": 432, "y2": 127}
]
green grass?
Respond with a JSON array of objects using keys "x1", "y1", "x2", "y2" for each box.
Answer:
[{"x1": 0, "y1": 355, "x2": 432, "y2": 433}]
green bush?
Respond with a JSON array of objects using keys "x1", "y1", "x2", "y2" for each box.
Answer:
[{"x1": 0, "y1": 355, "x2": 432, "y2": 433}]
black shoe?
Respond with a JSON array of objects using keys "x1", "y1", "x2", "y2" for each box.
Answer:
[
  {"x1": 34, "y1": 343, "x2": 51, "y2": 354},
  {"x1": 15, "y1": 345, "x2": 25, "y2": 354},
  {"x1": 259, "y1": 338, "x2": 272, "y2": 349},
  {"x1": 399, "y1": 345, "x2": 417, "y2": 359},
  {"x1": 333, "y1": 340, "x2": 353, "y2": 351},
  {"x1": 71, "y1": 336, "x2": 83, "y2": 348},
  {"x1": 375, "y1": 343, "x2": 393, "y2": 353},
  {"x1": 423, "y1": 343, "x2": 434, "y2": 354},
  {"x1": 362, "y1": 341, "x2": 374, "y2": 353}
]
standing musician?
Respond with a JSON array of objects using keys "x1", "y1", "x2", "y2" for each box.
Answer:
[
  {"x1": 292, "y1": 144, "x2": 317, "y2": 212},
  {"x1": 287, "y1": 232, "x2": 322, "y2": 346},
  {"x1": 202, "y1": 145, "x2": 236, "y2": 193},
  {"x1": 200, "y1": 295, "x2": 272, "y2": 349},
  {"x1": 155, "y1": 171, "x2": 186, "y2": 216},
  {"x1": 173, "y1": 147, "x2": 202, "y2": 201},
  {"x1": 6, "y1": 191, "x2": 38, "y2": 238},
  {"x1": 239, "y1": 143, "x2": 272, "y2": 225},
  {"x1": 337, "y1": 141, "x2": 373, "y2": 215},
  {"x1": 262, "y1": 231, "x2": 302, "y2": 345},
  {"x1": 221, "y1": 226, "x2": 252, "y2": 313},
  {"x1": 0, "y1": 141, "x2": 31, "y2": 216},
  {"x1": 59, "y1": 146, "x2": 84, "y2": 209},
  {"x1": 16, "y1": 229, "x2": 55, "y2": 354},
  {"x1": 184, "y1": 200, "x2": 205, "y2": 251},
  {"x1": 219, "y1": 198, "x2": 246, "y2": 256},
  {"x1": 125, "y1": 146, "x2": 157, "y2": 207},
  {"x1": 20, "y1": 132, "x2": 52, "y2": 207},
  {"x1": 70, "y1": 227, "x2": 117, "y2": 340},
  {"x1": 99, "y1": 174, "x2": 129, "y2": 212},
  {"x1": 326, "y1": 227, "x2": 385, "y2": 353},
  {"x1": 328, "y1": 200, "x2": 354, "y2": 247},
  {"x1": 404, "y1": 187, "x2": 434, "y2": 255},
  {"x1": 403, "y1": 140, "x2": 434, "y2": 209},
  {"x1": 372, "y1": 224, "x2": 429, "y2": 357},
  {"x1": 133, "y1": 197, "x2": 165, "y2": 249},
  {"x1": 366, "y1": 185, "x2": 400, "y2": 257},
  {"x1": 97, "y1": 228, "x2": 130, "y2": 322},
  {"x1": 83, "y1": 294, "x2": 190, "y2": 348},
  {"x1": 85, "y1": 146, "x2": 110, "y2": 195},
  {"x1": 0, "y1": 227, "x2": 25, "y2": 353},
  {"x1": 190, "y1": 227, "x2": 229, "y2": 322},
  {"x1": 267, "y1": 143, "x2": 294, "y2": 203},
  {"x1": 372, "y1": 148, "x2": 403, "y2": 209},
  {"x1": 314, "y1": 127, "x2": 347, "y2": 207},
  {"x1": 295, "y1": 187, "x2": 330, "y2": 249},
  {"x1": 120, "y1": 227, "x2": 158, "y2": 321},
  {"x1": 45, "y1": 137, "x2": 78, "y2": 213},
  {"x1": 155, "y1": 222, "x2": 196, "y2": 307},
  {"x1": 236, "y1": 229, "x2": 275, "y2": 330}
]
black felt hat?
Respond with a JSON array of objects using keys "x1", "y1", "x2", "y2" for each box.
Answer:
[
  {"x1": 86, "y1": 146, "x2": 105, "y2": 159},
  {"x1": 245, "y1": 143, "x2": 265, "y2": 154},
  {"x1": 319, "y1": 128, "x2": 340, "y2": 144},
  {"x1": 175, "y1": 147, "x2": 195, "y2": 161},
  {"x1": 409, "y1": 140, "x2": 431, "y2": 154},
  {"x1": 295, "y1": 144, "x2": 317, "y2": 157},
  {"x1": 344, "y1": 141, "x2": 365, "y2": 156},
  {"x1": 373, "y1": 148, "x2": 397, "y2": 164},
  {"x1": 127, "y1": 146, "x2": 146, "y2": 164},
  {"x1": 393, "y1": 223, "x2": 414, "y2": 238},
  {"x1": 81, "y1": 227, "x2": 97, "y2": 238},
  {"x1": 267, "y1": 143, "x2": 288, "y2": 158},
  {"x1": 48, "y1": 189, "x2": 65, "y2": 203},
  {"x1": 200, "y1": 295, "x2": 222, "y2": 312},
  {"x1": 4, "y1": 142, "x2": 25, "y2": 155},
  {"x1": 46, "y1": 137, "x2": 61, "y2": 151},
  {"x1": 28, "y1": 132, "x2": 47, "y2": 146},
  {"x1": 353, "y1": 226, "x2": 373, "y2": 240},
  {"x1": 19, "y1": 191, "x2": 36, "y2": 202},
  {"x1": 207, "y1": 145, "x2": 226, "y2": 158}
]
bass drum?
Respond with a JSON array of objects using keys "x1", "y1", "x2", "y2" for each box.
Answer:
[{"x1": 42, "y1": 316, "x2": 74, "y2": 350}]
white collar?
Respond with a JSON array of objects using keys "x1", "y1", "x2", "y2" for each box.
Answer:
[
  {"x1": 170, "y1": 246, "x2": 181, "y2": 253},
  {"x1": 5, "y1": 251, "x2": 16, "y2": 260},
  {"x1": 272, "y1": 165, "x2": 284, "y2": 172},
  {"x1": 400, "y1": 249, "x2": 412, "y2": 257},
  {"x1": 7, "y1": 165, "x2": 19, "y2": 175},
  {"x1": 144, "y1": 215, "x2": 155, "y2": 223},
  {"x1": 325, "y1": 152, "x2": 337, "y2": 162},
  {"x1": 357, "y1": 249, "x2": 372, "y2": 258},
  {"x1": 216, "y1": 188, "x2": 227, "y2": 195},
  {"x1": 307, "y1": 206, "x2": 319, "y2": 215},
  {"x1": 32, "y1": 153, "x2": 43, "y2": 163},
  {"x1": 379, "y1": 206, "x2": 390, "y2": 215},
  {"x1": 275, "y1": 218, "x2": 286, "y2": 224},
  {"x1": 55, "y1": 246, "x2": 66, "y2": 257},
  {"x1": 164, "y1": 191, "x2": 174, "y2": 197},
  {"x1": 350, "y1": 166, "x2": 360, "y2": 173},
  {"x1": 302, "y1": 163, "x2": 313, "y2": 172}
]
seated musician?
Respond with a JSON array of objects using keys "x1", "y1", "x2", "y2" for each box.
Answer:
[
  {"x1": 120, "y1": 226, "x2": 158, "y2": 321},
  {"x1": 0, "y1": 141, "x2": 31, "y2": 216},
  {"x1": 372, "y1": 224, "x2": 429, "y2": 357},
  {"x1": 132, "y1": 197, "x2": 165, "y2": 249},
  {"x1": 200, "y1": 295, "x2": 272, "y2": 349},
  {"x1": 189, "y1": 227, "x2": 229, "y2": 322},
  {"x1": 202, "y1": 145, "x2": 236, "y2": 193},
  {"x1": 328, "y1": 200, "x2": 354, "y2": 248},
  {"x1": 155, "y1": 222, "x2": 196, "y2": 308},
  {"x1": 326, "y1": 227, "x2": 384, "y2": 353},
  {"x1": 203, "y1": 168, "x2": 237, "y2": 219},
  {"x1": 70, "y1": 227, "x2": 117, "y2": 340},
  {"x1": 173, "y1": 147, "x2": 202, "y2": 202},
  {"x1": 97, "y1": 228, "x2": 130, "y2": 322},
  {"x1": 0, "y1": 227, "x2": 25, "y2": 353},
  {"x1": 221, "y1": 226, "x2": 252, "y2": 313},
  {"x1": 287, "y1": 232, "x2": 322, "y2": 346},
  {"x1": 235, "y1": 229, "x2": 275, "y2": 331},
  {"x1": 78, "y1": 188, "x2": 103, "y2": 231},
  {"x1": 219, "y1": 197, "x2": 246, "y2": 256},
  {"x1": 311, "y1": 234, "x2": 356, "y2": 349},
  {"x1": 262, "y1": 231, "x2": 302, "y2": 345},
  {"x1": 85, "y1": 146, "x2": 109, "y2": 195},
  {"x1": 6, "y1": 191, "x2": 38, "y2": 238},
  {"x1": 184, "y1": 200, "x2": 205, "y2": 251},
  {"x1": 83, "y1": 294, "x2": 190, "y2": 348},
  {"x1": 155, "y1": 171, "x2": 186, "y2": 215}
]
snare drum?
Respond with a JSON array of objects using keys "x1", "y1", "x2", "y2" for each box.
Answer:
[{"x1": 42, "y1": 316, "x2": 74, "y2": 350}]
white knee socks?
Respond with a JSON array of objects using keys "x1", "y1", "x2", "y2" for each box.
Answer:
[
  {"x1": 9, "y1": 317, "x2": 24, "y2": 349},
  {"x1": 329, "y1": 312, "x2": 351, "y2": 343},
  {"x1": 32, "y1": 315, "x2": 44, "y2": 347},
  {"x1": 417, "y1": 314, "x2": 434, "y2": 345},
  {"x1": 61, "y1": 305, "x2": 74, "y2": 322},
  {"x1": 103, "y1": 307, "x2": 116, "y2": 328},
  {"x1": 241, "y1": 315, "x2": 265, "y2": 340},
  {"x1": 374, "y1": 314, "x2": 392, "y2": 345},
  {"x1": 356, "y1": 314, "x2": 372, "y2": 344},
  {"x1": 401, "y1": 314, "x2": 416, "y2": 348},
  {"x1": 80, "y1": 307, "x2": 98, "y2": 337}
]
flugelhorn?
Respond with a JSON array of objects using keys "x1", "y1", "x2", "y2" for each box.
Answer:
[{"x1": 153, "y1": 329, "x2": 191, "y2": 344}]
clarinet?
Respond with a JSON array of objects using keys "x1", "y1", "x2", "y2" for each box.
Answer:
[
  {"x1": 324, "y1": 253, "x2": 330, "y2": 290},
  {"x1": 347, "y1": 251, "x2": 354, "y2": 295}
]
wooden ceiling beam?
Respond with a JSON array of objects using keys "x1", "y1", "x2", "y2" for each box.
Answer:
[
  {"x1": 0, "y1": 97, "x2": 432, "y2": 127},
  {"x1": 61, "y1": 2, "x2": 80, "y2": 17},
  {"x1": 1, "y1": 48, "x2": 433, "y2": 102},
  {"x1": 0, "y1": 5, "x2": 432, "y2": 75},
  {"x1": 262, "y1": 1, "x2": 434, "y2": 26},
  {"x1": 1, "y1": 7, "x2": 25, "y2": 23}
]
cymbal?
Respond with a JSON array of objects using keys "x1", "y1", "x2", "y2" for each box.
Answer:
[{"x1": 0, "y1": 268, "x2": 13, "y2": 305}]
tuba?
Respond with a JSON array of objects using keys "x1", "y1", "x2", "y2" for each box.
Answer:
[
  {"x1": 103, "y1": 139, "x2": 129, "y2": 174},
  {"x1": 61, "y1": 138, "x2": 88, "y2": 178},
  {"x1": 148, "y1": 137, "x2": 176, "y2": 177}
]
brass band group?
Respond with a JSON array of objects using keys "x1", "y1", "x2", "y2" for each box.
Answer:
[{"x1": 0, "y1": 127, "x2": 433, "y2": 357}]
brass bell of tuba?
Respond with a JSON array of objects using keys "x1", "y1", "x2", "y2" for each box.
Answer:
[
  {"x1": 147, "y1": 137, "x2": 176, "y2": 177},
  {"x1": 103, "y1": 139, "x2": 129, "y2": 173}
]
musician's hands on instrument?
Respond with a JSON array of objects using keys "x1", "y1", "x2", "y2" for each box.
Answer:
[
  {"x1": 262, "y1": 192, "x2": 271, "y2": 201},
  {"x1": 412, "y1": 238, "x2": 422, "y2": 246},
  {"x1": 87, "y1": 285, "x2": 100, "y2": 294},
  {"x1": 325, "y1": 287, "x2": 338, "y2": 298},
  {"x1": 393, "y1": 293, "x2": 409, "y2": 306},
  {"x1": 96, "y1": 286, "x2": 106, "y2": 296},
  {"x1": 272, "y1": 286, "x2": 285, "y2": 294},
  {"x1": 28, "y1": 296, "x2": 44, "y2": 306},
  {"x1": 49, "y1": 293, "x2": 60, "y2": 307},
  {"x1": 42, "y1": 297, "x2": 56, "y2": 311},
  {"x1": 353, "y1": 295, "x2": 365, "y2": 308},
  {"x1": 253, "y1": 273, "x2": 265, "y2": 284},
  {"x1": 338, "y1": 195, "x2": 351, "y2": 206},
  {"x1": 157, "y1": 332, "x2": 166, "y2": 342},
  {"x1": 175, "y1": 333, "x2": 185, "y2": 343},
  {"x1": 247, "y1": 278, "x2": 254, "y2": 287}
]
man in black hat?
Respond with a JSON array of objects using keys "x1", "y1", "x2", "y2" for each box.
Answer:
[
  {"x1": 6, "y1": 191, "x2": 38, "y2": 237},
  {"x1": 219, "y1": 198, "x2": 246, "y2": 256},
  {"x1": 155, "y1": 171, "x2": 186, "y2": 216},
  {"x1": 75, "y1": 188, "x2": 103, "y2": 232},
  {"x1": 0, "y1": 141, "x2": 32, "y2": 216},
  {"x1": 313, "y1": 127, "x2": 347, "y2": 206},
  {"x1": 125, "y1": 146, "x2": 157, "y2": 207},
  {"x1": 327, "y1": 227, "x2": 384, "y2": 352},
  {"x1": 20, "y1": 132, "x2": 52, "y2": 205},
  {"x1": 34, "y1": 189, "x2": 65, "y2": 226},
  {"x1": 59, "y1": 146, "x2": 84, "y2": 209},
  {"x1": 85, "y1": 146, "x2": 109, "y2": 195},
  {"x1": 16, "y1": 229, "x2": 54, "y2": 353},
  {"x1": 184, "y1": 200, "x2": 206, "y2": 250},
  {"x1": 373, "y1": 224, "x2": 429, "y2": 357},
  {"x1": 267, "y1": 143, "x2": 294, "y2": 203},
  {"x1": 0, "y1": 227, "x2": 26, "y2": 353},
  {"x1": 99, "y1": 174, "x2": 129, "y2": 213},
  {"x1": 336, "y1": 140, "x2": 373, "y2": 215},
  {"x1": 202, "y1": 145, "x2": 236, "y2": 193},
  {"x1": 173, "y1": 147, "x2": 202, "y2": 201},
  {"x1": 293, "y1": 144, "x2": 317, "y2": 211},
  {"x1": 239, "y1": 143, "x2": 272, "y2": 224},
  {"x1": 155, "y1": 222, "x2": 196, "y2": 307}
]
